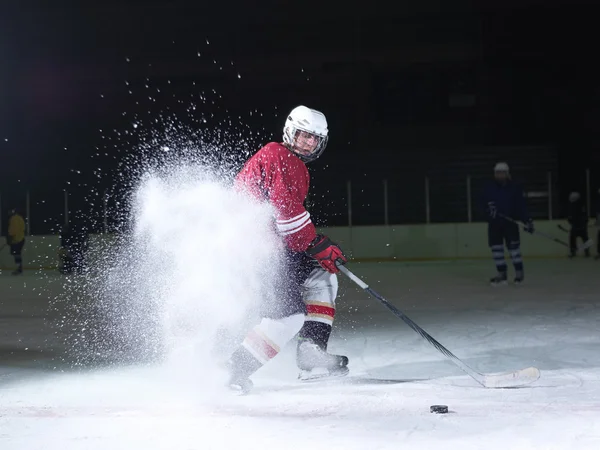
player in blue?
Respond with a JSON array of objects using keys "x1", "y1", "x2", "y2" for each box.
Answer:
[{"x1": 480, "y1": 162, "x2": 534, "y2": 286}]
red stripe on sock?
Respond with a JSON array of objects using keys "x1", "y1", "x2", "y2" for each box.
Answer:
[
  {"x1": 246, "y1": 330, "x2": 278, "y2": 360},
  {"x1": 306, "y1": 305, "x2": 335, "y2": 318}
]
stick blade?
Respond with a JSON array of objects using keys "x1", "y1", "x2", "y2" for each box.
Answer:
[
  {"x1": 582, "y1": 239, "x2": 594, "y2": 250},
  {"x1": 482, "y1": 366, "x2": 541, "y2": 388}
]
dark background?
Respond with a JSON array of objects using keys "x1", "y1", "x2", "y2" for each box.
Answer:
[{"x1": 1, "y1": 0, "x2": 599, "y2": 233}]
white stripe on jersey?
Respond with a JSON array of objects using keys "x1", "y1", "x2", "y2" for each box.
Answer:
[{"x1": 276, "y1": 211, "x2": 312, "y2": 236}]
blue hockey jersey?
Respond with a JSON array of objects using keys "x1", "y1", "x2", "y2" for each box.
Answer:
[{"x1": 480, "y1": 180, "x2": 530, "y2": 224}]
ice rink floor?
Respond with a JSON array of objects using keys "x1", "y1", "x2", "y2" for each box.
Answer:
[{"x1": 1, "y1": 259, "x2": 600, "y2": 449}]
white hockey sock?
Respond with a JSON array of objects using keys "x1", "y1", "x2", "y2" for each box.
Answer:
[{"x1": 242, "y1": 314, "x2": 304, "y2": 364}]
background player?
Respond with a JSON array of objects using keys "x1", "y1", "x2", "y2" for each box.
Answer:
[
  {"x1": 566, "y1": 192, "x2": 590, "y2": 258},
  {"x1": 481, "y1": 162, "x2": 534, "y2": 286},
  {"x1": 227, "y1": 105, "x2": 348, "y2": 394},
  {"x1": 6, "y1": 209, "x2": 26, "y2": 275}
]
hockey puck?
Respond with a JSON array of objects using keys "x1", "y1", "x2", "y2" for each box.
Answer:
[{"x1": 430, "y1": 405, "x2": 448, "y2": 414}]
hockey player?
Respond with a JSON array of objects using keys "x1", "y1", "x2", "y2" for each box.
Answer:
[
  {"x1": 6, "y1": 209, "x2": 25, "y2": 275},
  {"x1": 227, "y1": 105, "x2": 348, "y2": 394},
  {"x1": 480, "y1": 162, "x2": 534, "y2": 285},
  {"x1": 566, "y1": 192, "x2": 590, "y2": 258}
]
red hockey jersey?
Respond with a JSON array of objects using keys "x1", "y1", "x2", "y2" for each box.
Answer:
[{"x1": 235, "y1": 142, "x2": 316, "y2": 252}]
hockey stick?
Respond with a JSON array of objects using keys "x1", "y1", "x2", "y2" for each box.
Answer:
[
  {"x1": 556, "y1": 224, "x2": 595, "y2": 250},
  {"x1": 339, "y1": 265, "x2": 540, "y2": 388},
  {"x1": 558, "y1": 223, "x2": 597, "y2": 232},
  {"x1": 556, "y1": 223, "x2": 594, "y2": 246},
  {"x1": 499, "y1": 214, "x2": 593, "y2": 250},
  {"x1": 557, "y1": 224, "x2": 593, "y2": 233}
]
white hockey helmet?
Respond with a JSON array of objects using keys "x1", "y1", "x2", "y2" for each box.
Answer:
[
  {"x1": 494, "y1": 162, "x2": 510, "y2": 173},
  {"x1": 283, "y1": 105, "x2": 329, "y2": 162},
  {"x1": 569, "y1": 192, "x2": 580, "y2": 202}
]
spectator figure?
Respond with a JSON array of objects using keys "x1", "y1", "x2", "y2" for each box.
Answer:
[{"x1": 7, "y1": 208, "x2": 25, "y2": 275}]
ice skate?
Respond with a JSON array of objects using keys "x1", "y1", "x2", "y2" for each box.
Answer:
[
  {"x1": 513, "y1": 270, "x2": 524, "y2": 285},
  {"x1": 297, "y1": 340, "x2": 349, "y2": 381},
  {"x1": 224, "y1": 347, "x2": 263, "y2": 396},
  {"x1": 226, "y1": 374, "x2": 253, "y2": 395},
  {"x1": 225, "y1": 358, "x2": 254, "y2": 395},
  {"x1": 490, "y1": 272, "x2": 507, "y2": 286}
]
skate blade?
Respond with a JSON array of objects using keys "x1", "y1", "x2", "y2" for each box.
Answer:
[
  {"x1": 298, "y1": 367, "x2": 350, "y2": 382},
  {"x1": 490, "y1": 281, "x2": 508, "y2": 287},
  {"x1": 227, "y1": 384, "x2": 251, "y2": 395}
]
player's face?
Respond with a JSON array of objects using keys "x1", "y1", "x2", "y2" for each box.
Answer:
[
  {"x1": 293, "y1": 130, "x2": 320, "y2": 156},
  {"x1": 494, "y1": 171, "x2": 508, "y2": 182}
]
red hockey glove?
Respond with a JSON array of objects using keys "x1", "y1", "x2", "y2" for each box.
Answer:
[{"x1": 306, "y1": 235, "x2": 347, "y2": 274}]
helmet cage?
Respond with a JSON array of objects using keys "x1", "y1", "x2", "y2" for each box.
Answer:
[{"x1": 283, "y1": 125, "x2": 328, "y2": 163}]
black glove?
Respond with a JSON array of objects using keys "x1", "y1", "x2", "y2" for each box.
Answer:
[
  {"x1": 523, "y1": 219, "x2": 534, "y2": 234},
  {"x1": 486, "y1": 202, "x2": 497, "y2": 219}
]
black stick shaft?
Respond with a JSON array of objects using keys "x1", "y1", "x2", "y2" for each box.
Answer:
[
  {"x1": 499, "y1": 213, "x2": 570, "y2": 247},
  {"x1": 338, "y1": 265, "x2": 484, "y2": 385}
]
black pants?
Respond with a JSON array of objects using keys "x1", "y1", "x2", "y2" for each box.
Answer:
[
  {"x1": 9, "y1": 240, "x2": 24, "y2": 256},
  {"x1": 9, "y1": 240, "x2": 24, "y2": 272},
  {"x1": 260, "y1": 250, "x2": 315, "y2": 320},
  {"x1": 488, "y1": 222, "x2": 520, "y2": 248},
  {"x1": 570, "y1": 227, "x2": 589, "y2": 254}
]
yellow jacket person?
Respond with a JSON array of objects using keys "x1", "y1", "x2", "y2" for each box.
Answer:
[{"x1": 7, "y1": 209, "x2": 25, "y2": 274}]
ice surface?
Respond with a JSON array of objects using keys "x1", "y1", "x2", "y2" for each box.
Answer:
[{"x1": 2, "y1": 259, "x2": 600, "y2": 449}]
